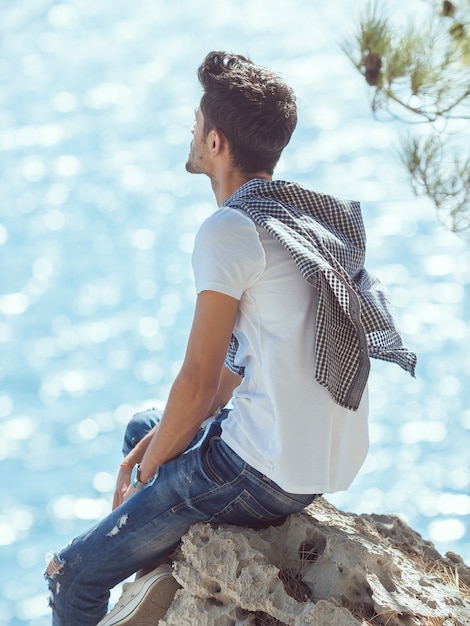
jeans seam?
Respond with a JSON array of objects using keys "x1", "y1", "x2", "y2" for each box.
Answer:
[{"x1": 170, "y1": 471, "x2": 245, "y2": 514}]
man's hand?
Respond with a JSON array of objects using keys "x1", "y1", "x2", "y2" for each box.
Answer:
[
  {"x1": 121, "y1": 484, "x2": 141, "y2": 503},
  {"x1": 111, "y1": 425, "x2": 159, "y2": 510},
  {"x1": 112, "y1": 465, "x2": 132, "y2": 510}
]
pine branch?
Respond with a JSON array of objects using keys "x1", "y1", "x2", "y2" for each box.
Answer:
[
  {"x1": 401, "y1": 134, "x2": 470, "y2": 232},
  {"x1": 344, "y1": 0, "x2": 470, "y2": 232}
]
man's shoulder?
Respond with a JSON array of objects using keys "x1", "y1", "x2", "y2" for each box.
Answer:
[
  {"x1": 194, "y1": 208, "x2": 262, "y2": 258},
  {"x1": 200, "y1": 206, "x2": 257, "y2": 232}
]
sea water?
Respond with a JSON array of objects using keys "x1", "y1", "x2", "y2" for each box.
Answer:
[{"x1": 1, "y1": 1, "x2": 469, "y2": 624}]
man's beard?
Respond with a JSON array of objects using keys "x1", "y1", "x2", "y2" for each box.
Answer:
[
  {"x1": 185, "y1": 158, "x2": 202, "y2": 174},
  {"x1": 185, "y1": 141, "x2": 209, "y2": 175},
  {"x1": 185, "y1": 146, "x2": 202, "y2": 174}
]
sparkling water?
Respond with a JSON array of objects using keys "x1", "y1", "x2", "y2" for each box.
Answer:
[{"x1": 1, "y1": 1, "x2": 469, "y2": 624}]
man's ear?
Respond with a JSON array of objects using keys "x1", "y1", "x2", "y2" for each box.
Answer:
[{"x1": 208, "y1": 129, "x2": 228, "y2": 158}]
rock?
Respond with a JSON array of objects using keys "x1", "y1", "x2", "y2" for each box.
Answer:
[{"x1": 160, "y1": 498, "x2": 470, "y2": 626}]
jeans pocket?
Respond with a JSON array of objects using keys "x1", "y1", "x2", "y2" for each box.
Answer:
[
  {"x1": 211, "y1": 489, "x2": 292, "y2": 528},
  {"x1": 245, "y1": 470, "x2": 319, "y2": 515},
  {"x1": 201, "y1": 435, "x2": 244, "y2": 486}
]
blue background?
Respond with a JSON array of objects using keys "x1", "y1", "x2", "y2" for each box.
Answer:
[{"x1": 1, "y1": 1, "x2": 469, "y2": 623}]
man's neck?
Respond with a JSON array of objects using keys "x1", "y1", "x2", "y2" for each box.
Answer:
[{"x1": 211, "y1": 170, "x2": 272, "y2": 206}]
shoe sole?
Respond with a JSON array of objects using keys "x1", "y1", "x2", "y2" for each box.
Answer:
[{"x1": 98, "y1": 572, "x2": 181, "y2": 626}]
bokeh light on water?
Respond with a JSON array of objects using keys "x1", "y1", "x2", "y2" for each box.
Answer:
[{"x1": 1, "y1": 1, "x2": 469, "y2": 623}]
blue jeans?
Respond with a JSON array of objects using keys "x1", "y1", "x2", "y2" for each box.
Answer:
[{"x1": 45, "y1": 409, "x2": 318, "y2": 626}]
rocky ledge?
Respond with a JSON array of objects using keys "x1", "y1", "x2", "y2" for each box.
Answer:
[{"x1": 161, "y1": 498, "x2": 470, "y2": 626}]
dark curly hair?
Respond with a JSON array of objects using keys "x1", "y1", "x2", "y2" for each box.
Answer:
[{"x1": 197, "y1": 51, "x2": 297, "y2": 175}]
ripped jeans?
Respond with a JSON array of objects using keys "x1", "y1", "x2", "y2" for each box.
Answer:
[{"x1": 45, "y1": 409, "x2": 318, "y2": 626}]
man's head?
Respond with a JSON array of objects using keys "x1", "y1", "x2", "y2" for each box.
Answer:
[{"x1": 190, "y1": 51, "x2": 297, "y2": 176}]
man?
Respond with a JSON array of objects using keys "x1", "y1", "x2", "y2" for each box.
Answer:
[{"x1": 45, "y1": 51, "x2": 416, "y2": 625}]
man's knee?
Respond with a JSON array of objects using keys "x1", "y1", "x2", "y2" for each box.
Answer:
[{"x1": 122, "y1": 408, "x2": 162, "y2": 454}]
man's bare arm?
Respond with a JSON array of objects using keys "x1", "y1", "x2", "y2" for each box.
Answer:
[
  {"x1": 134, "y1": 290, "x2": 239, "y2": 484},
  {"x1": 112, "y1": 295, "x2": 241, "y2": 509}
]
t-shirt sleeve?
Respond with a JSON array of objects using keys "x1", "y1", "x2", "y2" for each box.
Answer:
[{"x1": 192, "y1": 208, "x2": 265, "y2": 299}]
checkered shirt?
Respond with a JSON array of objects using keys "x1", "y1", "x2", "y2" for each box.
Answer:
[{"x1": 222, "y1": 179, "x2": 417, "y2": 411}]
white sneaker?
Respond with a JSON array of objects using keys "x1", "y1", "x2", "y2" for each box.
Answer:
[{"x1": 97, "y1": 564, "x2": 181, "y2": 625}]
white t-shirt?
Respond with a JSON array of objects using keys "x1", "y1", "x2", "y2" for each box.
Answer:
[{"x1": 193, "y1": 207, "x2": 369, "y2": 494}]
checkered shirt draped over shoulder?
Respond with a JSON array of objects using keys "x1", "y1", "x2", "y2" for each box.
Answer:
[{"x1": 222, "y1": 179, "x2": 416, "y2": 411}]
